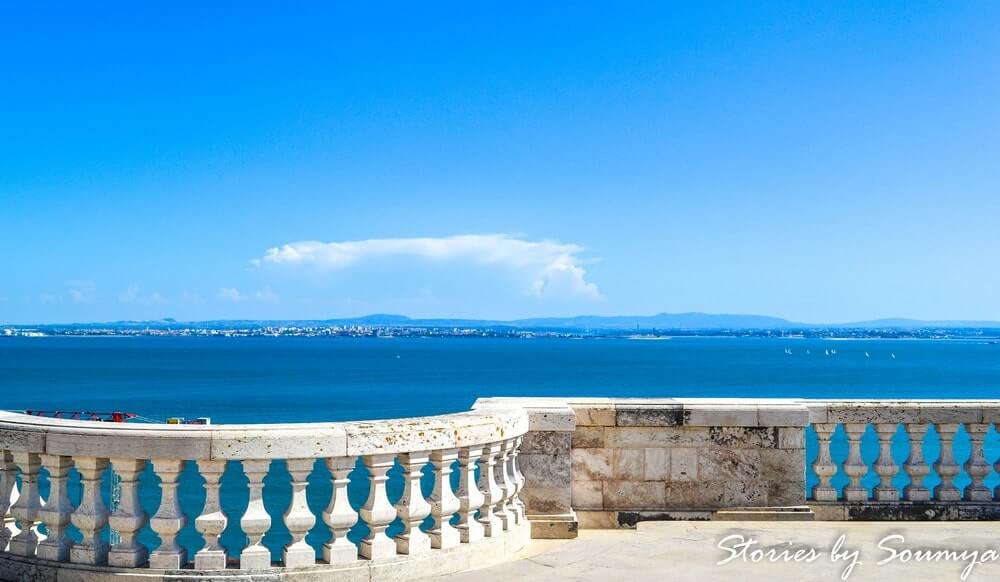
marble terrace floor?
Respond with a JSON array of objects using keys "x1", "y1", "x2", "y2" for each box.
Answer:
[{"x1": 439, "y1": 521, "x2": 1000, "y2": 582}]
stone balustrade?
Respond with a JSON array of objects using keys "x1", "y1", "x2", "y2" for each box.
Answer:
[
  {"x1": 5, "y1": 397, "x2": 1000, "y2": 580},
  {"x1": 0, "y1": 408, "x2": 529, "y2": 581},
  {"x1": 474, "y1": 398, "x2": 1000, "y2": 529},
  {"x1": 803, "y1": 400, "x2": 1000, "y2": 520}
]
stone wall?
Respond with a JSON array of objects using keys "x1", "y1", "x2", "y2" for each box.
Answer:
[{"x1": 474, "y1": 398, "x2": 809, "y2": 531}]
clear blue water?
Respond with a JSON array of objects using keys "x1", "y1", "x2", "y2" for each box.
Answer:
[
  {"x1": 3, "y1": 335, "x2": 1000, "y2": 561},
  {"x1": 4, "y1": 335, "x2": 1000, "y2": 423}
]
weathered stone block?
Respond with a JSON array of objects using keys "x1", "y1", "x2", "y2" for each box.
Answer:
[
  {"x1": 826, "y1": 403, "x2": 920, "y2": 424},
  {"x1": 522, "y1": 486, "x2": 572, "y2": 514},
  {"x1": 530, "y1": 514, "x2": 578, "y2": 539},
  {"x1": 577, "y1": 510, "x2": 617, "y2": 529},
  {"x1": 643, "y1": 448, "x2": 670, "y2": 480},
  {"x1": 605, "y1": 426, "x2": 711, "y2": 448},
  {"x1": 760, "y1": 449, "x2": 805, "y2": 482},
  {"x1": 665, "y1": 481, "x2": 767, "y2": 508},
  {"x1": 572, "y1": 448, "x2": 612, "y2": 481},
  {"x1": 572, "y1": 406, "x2": 616, "y2": 427},
  {"x1": 758, "y1": 405, "x2": 810, "y2": 427},
  {"x1": 613, "y1": 448, "x2": 644, "y2": 480},
  {"x1": 919, "y1": 404, "x2": 983, "y2": 424},
  {"x1": 767, "y1": 480, "x2": 807, "y2": 506},
  {"x1": 670, "y1": 448, "x2": 697, "y2": 481},
  {"x1": 697, "y1": 449, "x2": 761, "y2": 481},
  {"x1": 603, "y1": 481, "x2": 665, "y2": 509},
  {"x1": 980, "y1": 406, "x2": 1000, "y2": 425},
  {"x1": 708, "y1": 426, "x2": 778, "y2": 449},
  {"x1": 809, "y1": 503, "x2": 848, "y2": 520},
  {"x1": 683, "y1": 405, "x2": 757, "y2": 427},
  {"x1": 571, "y1": 426, "x2": 606, "y2": 448},
  {"x1": 615, "y1": 405, "x2": 684, "y2": 427},
  {"x1": 518, "y1": 453, "x2": 571, "y2": 488},
  {"x1": 521, "y1": 431, "x2": 572, "y2": 455},
  {"x1": 0, "y1": 427, "x2": 46, "y2": 452},
  {"x1": 571, "y1": 480, "x2": 603, "y2": 509},
  {"x1": 526, "y1": 408, "x2": 577, "y2": 432},
  {"x1": 212, "y1": 428, "x2": 343, "y2": 459},
  {"x1": 777, "y1": 427, "x2": 805, "y2": 450}
]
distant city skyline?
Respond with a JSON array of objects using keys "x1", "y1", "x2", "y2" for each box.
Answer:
[{"x1": 3, "y1": 3, "x2": 999, "y2": 324}]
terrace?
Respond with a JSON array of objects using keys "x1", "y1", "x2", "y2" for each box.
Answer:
[{"x1": 3, "y1": 398, "x2": 1000, "y2": 581}]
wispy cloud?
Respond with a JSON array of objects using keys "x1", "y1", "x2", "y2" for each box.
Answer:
[
  {"x1": 119, "y1": 284, "x2": 166, "y2": 305},
  {"x1": 254, "y1": 288, "x2": 280, "y2": 302},
  {"x1": 253, "y1": 234, "x2": 601, "y2": 299},
  {"x1": 217, "y1": 287, "x2": 279, "y2": 303},
  {"x1": 217, "y1": 287, "x2": 247, "y2": 302},
  {"x1": 67, "y1": 280, "x2": 96, "y2": 303}
]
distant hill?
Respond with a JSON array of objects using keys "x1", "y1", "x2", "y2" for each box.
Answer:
[
  {"x1": 10, "y1": 313, "x2": 1000, "y2": 330},
  {"x1": 509, "y1": 313, "x2": 793, "y2": 329}
]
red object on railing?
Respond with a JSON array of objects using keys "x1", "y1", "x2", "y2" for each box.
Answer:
[{"x1": 23, "y1": 410, "x2": 137, "y2": 423}]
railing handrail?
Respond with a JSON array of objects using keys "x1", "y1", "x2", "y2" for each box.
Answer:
[{"x1": 0, "y1": 408, "x2": 529, "y2": 459}]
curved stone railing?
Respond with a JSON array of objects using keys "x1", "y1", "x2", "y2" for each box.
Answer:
[{"x1": 0, "y1": 408, "x2": 529, "y2": 581}]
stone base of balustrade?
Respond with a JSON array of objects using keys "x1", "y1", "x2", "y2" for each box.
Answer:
[
  {"x1": 809, "y1": 502, "x2": 1000, "y2": 521},
  {"x1": 578, "y1": 507, "x2": 815, "y2": 529},
  {"x1": 528, "y1": 510, "x2": 579, "y2": 539},
  {"x1": 0, "y1": 522, "x2": 530, "y2": 582}
]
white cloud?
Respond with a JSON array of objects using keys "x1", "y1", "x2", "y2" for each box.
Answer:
[
  {"x1": 67, "y1": 280, "x2": 96, "y2": 303},
  {"x1": 217, "y1": 287, "x2": 247, "y2": 302},
  {"x1": 217, "y1": 287, "x2": 278, "y2": 303},
  {"x1": 119, "y1": 284, "x2": 166, "y2": 305},
  {"x1": 254, "y1": 288, "x2": 280, "y2": 302},
  {"x1": 253, "y1": 234, "x2": 601, "y2": 299}
]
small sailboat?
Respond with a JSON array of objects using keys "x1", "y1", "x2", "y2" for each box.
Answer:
[
  {"x1": 825, "y1": 349, "x2": 830, "y2": 356},
  {"x1": 890, "y1": 352, "x2": 896, "y2": 360},
  {"x1": 865, "y1": 352, "x2": 870, "y2": 359}
]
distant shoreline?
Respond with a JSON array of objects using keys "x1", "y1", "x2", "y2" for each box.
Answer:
[{"x1": 4, "y1": 326, "x2": 1000, "y2": 341}]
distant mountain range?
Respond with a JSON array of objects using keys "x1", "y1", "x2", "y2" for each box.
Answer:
[{"x1": 13, "y1": 312, "x2": 1000, "y2": 330}]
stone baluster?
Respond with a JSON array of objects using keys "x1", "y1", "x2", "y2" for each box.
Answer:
[
  {"x1": 108, "y1": 459, "x2": 148, "y2": 568},
  {"x1": 509, "y1": 437, "x2": 527, "y2": 523},
  {"x1": 37, "y1": 455, "x2": 74, "y2": 561},
  {"x1": 476, "y1": 443, "x2": 503, "y2": 537},
  {"x1": 0, "y1": 450, "x2": 16, "y2": 552},
  {"x1": 149, "y1": 459, "x2": 186, "y2": 569},
  {"x1": 872, "y1": 423, "x2": 900, "y2": 501},
  {"x1": 811, "y1": 424, "x2": 838, "y2": 501},
  {"x1": 283, "y1": 459, "x2": 316, "y2": 567},
  {"x1": 239, "y1": 460, "x2": 272, "y2": 569},
  {"x1": 903, "y1": 423, "x2": 931, "y2": 501},
  {"x1": 193, "y1": 460, "x2": 227, "y2": 570},
  {"x1": 323, "y1": 457, "x2": 358, "y2": 564},
  {"x1": 70, "y1": 456, "x2": 110, "y2": 565},
  {"x1": 964, "y1": 424, "x2": 992, "y2": 501},
  {"x1": 494, "y1": 441, "x2": 515, "y2": 529},
  {"x1": 8, "y1": 452, "x2": 42, "y2": 557},
  {"x1": 394, "y1": 452, "x2": 432, "y2": 555},
  {"x1": 934, "y1": 424, "x2": 961, "y2": 501},
  {"x1": 429, "y1": 448, "x2": 460, "y2": 549},
  {"x1": 456, "y1": 446, "x2": 485, "y2": 543},
  {"x1": 842, "y1": 424, "x2": 868, "y2": 502},
  {"x1": 360, "y1": 454, "x2": 397, "y2": 560}
]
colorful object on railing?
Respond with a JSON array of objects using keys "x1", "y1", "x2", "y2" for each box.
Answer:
[{"x1": 23, "y1": 410, "x2": 136, "y2": 423}]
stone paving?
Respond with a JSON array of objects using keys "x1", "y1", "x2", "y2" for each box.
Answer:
[{"x1": 438, "y1": 521, "x2": 1000, "y2": 581}]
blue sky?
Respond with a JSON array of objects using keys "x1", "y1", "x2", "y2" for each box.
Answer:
[{"x1": 2, "y1": 2, "x2": 999, "y2": 324}]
